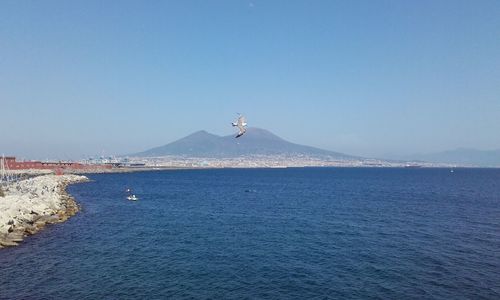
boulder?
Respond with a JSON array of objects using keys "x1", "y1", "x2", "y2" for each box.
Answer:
[
  {"x1": 6, "y1": 233, "x2": 24, "y2": 242},
  {"x1": 0, "y1": 240, "x2": 18, "y2": 247},
  {"x1": 24, "y1": 225, "x2": 38, "y2": 235}
]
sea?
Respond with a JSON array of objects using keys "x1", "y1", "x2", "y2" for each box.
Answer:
[{"x1": 1, "y1": 168, "x2": 499, "y2": 299}]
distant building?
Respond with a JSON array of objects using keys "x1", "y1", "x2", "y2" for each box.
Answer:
[{"x1": 0, "y1": 156, "x2": 112, "y2": 170}]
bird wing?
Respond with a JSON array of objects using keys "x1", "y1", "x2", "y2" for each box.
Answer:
[{"x1": 236, "y1": 128, "x2": 246, "y2": 138}]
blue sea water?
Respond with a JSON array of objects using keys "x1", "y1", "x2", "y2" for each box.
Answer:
[{"x1": 1, "y1": 168, "x2": 499, "y2": 299}]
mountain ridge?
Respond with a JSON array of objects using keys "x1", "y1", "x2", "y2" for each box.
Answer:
[
  {"x1": 131, "y1": 129, "x2": 500, "y2": 167},
  {"x1": 407, "y1": 148, "x2": 500, "y2": 167},
  {"x1": 132, "y1": 127, "x2": 355, "y2": 159}
]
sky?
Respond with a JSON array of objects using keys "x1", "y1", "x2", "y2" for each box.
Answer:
[{"x1": 1, "y1": 0, "x2": 499, "y2": 160}]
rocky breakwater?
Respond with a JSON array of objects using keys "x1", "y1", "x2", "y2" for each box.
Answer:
[{"x1": 0, "y1": 174, "x2": 89, "y2": 248}]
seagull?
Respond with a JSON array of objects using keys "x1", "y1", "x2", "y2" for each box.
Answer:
[{"x1": 232, "y1": 114, "x2": 247, "y2": 138}]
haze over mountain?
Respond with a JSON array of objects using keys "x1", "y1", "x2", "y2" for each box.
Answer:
[
  {"x1": 133, "y1": 128, "x2": 355, "y2": 159},
  {"x1": 132, "y1": 129, "x2": 500, "y2": 167},
  {"x1": 405, "y1": 148, "x2": 500, "y2": 167}
]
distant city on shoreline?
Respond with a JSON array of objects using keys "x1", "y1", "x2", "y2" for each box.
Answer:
[{"x1": 3, "y1": 127, "x2": 499, "y2": 170}]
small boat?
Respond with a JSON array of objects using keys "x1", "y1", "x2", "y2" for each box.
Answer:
[{"x1": 127, "y1": 194, "x2": 138, "y2": 201}]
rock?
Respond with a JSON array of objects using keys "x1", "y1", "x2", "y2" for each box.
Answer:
[
  {"x1": 0, "y1": 240, "x2": 18, "y2": 247},
  {"x1": 34, "y1": 221, "x2": 46, "y2": 229},
  {"x1": 6, "y1": 233, "x2": 24, "y2": 242},
  {"x1": 24, "y1": 225, "x2": 38, "y2": 235},
  {"x1": 36, "y1": 215, "x2": 52, "y2": 223},
  {"x1": 47, "y1": 216, "x2": 60, "y2": 224},
  {"x1": 0, "y1": 233, "x2": 20, "y2": 247},
  {"x1": 12, "y1": 227, "x2": 25, "y2": 236}
]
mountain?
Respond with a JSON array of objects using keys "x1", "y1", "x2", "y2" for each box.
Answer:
[
  {"x1": 133, "y1": 128, "x2": 355, "y2": 159},
  {"x1": 408, "y1": 148, "x2": 500, "y2": 167}
]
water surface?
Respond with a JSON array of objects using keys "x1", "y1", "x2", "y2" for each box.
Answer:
[{"x1": 1, "y1": 168, "x2": 499, "y2": 299}]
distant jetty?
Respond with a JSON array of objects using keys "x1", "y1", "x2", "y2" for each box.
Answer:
[{"x1": 0, "y1": 174, "x2": 88, "y2": 248}]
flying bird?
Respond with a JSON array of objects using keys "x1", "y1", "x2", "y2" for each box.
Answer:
[{"x1": 232, "y1": 114, "x2": 247, "y2": 138}]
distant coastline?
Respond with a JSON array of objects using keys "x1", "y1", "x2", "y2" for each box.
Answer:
[{"x1": 4, "y1": 162, "x2": 498, "y2": 182}]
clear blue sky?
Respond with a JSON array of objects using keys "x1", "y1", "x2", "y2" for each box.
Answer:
[{"x1": 1, "y1": 0, "x2": 499, "y2": 160}]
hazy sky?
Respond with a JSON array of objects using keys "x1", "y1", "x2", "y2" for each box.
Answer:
[{"x1": 1, "y1": 1, "x2": 499, "y2": 160}]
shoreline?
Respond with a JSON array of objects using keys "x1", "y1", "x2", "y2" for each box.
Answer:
[{"x1": 0, "y1": 175, "x2": 89, "y2": 249}]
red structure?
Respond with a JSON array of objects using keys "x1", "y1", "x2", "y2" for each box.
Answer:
[{"x1": 1, "y1": 156, "x2": 112, "y2": 171}]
